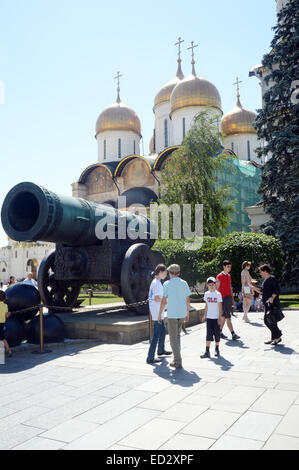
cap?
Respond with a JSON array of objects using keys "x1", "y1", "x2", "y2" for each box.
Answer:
[
  {"x1": 206, "y1": 276, "x2": 216, "y2": 283},
  {"x1": 167, "y1": 264, "x2": 180, "y2": 274}
]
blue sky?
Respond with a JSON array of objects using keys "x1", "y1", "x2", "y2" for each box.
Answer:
[{"x1": 0, "y1": 0, "x2": 277, "y2": 246}]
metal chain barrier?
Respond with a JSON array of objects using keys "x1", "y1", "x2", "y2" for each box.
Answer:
[
  {"x1": 8, "y1": 299, "x2": 150, "y2": 354},
  {"x1": 8, "y1": 296, "x2": 204, "y2": 353}
]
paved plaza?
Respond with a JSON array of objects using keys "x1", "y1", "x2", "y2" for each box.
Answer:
[{"x1": 0, "y1": 310, "x2": 299, "y2": 450}]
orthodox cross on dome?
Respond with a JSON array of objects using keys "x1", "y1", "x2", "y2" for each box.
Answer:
[
  {"x1": 175, "y1": 36, "x2": 184, "y2": 79},
  {"x1": 114, "y1": 71, "x2": 123, "y2": 103},
  {"x1": 188, "y1": 41, "x2": 198, "y2": 75},
  {"x1": 175, "y1": 37, "x2": 184, "y2": 61},
  {"x1": 233, "y1": 77, "x2": 242, "y2": 106}
]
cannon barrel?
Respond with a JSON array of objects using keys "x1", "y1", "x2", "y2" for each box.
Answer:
[{"x1": 1, "y1": 182, "x2": 154, "y2": 247}]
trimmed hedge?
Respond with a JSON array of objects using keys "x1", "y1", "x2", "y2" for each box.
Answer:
[{"x1": 154, "y1": 232, "x2": 284, "y2": 292}]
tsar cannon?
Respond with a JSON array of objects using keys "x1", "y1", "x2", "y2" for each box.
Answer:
[{"x1": 1, "y1": 182, "x2": 163, "y2": 314}]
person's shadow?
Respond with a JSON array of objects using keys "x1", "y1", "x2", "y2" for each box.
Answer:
[
  {"x1": 247, "y1": 322, "x2": 264, "y2": 328},
  {"x1": 210, "y1": 355, "x2": 234, "y2": 371},
  {"x1": 266, "y1": 344, "x2": 299, "y2": 357},
  {"x1": 151, "y1": 358, "x2": 201, "y2": 387},
  {"x1": 225, "y1": 339, "x2": 250, "y2": 350}
]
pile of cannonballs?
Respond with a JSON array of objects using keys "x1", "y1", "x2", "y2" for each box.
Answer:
[{"x1": 4, "y1": 283, "x2": 65, "y2": 347}]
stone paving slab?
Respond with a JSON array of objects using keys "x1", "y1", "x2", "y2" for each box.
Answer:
[
  {"x1": 0, "y1": 310, "x2": 299, "y2": 450},
  {"x1": 210, "y1": 435, "x2": 264, "y2": 450},
  {"x1": 226, "y1": 411, "x2": 282, "y2": 441},
  {"x1": 118, "y1": 418, "x2": 186, "y2": 450}
]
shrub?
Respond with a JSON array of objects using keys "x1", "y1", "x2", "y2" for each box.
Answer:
[
  {"x1": 215, "y1": 232, "x2": 284, "y2": 291},
  {"x1": 154, "y1": 232, "x2": 284, "y2": 292}
]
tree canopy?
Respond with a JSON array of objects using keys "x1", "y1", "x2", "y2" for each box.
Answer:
[
  {"x1": 255, "y1": 0, "x2": 299, "y2": 287},
  {"x1": 159, "y1": 111, "x2": 234, "y2": 237}
]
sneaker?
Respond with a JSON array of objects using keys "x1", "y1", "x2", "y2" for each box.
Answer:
[
  {"x1": 169, "y1": 361, "x2": 182, "y2": 368},
  {"x1": 215, "y1": 349, "x2": 220, "y2": 357},
  {"x1": 232, "y1": 333, "x2": 240, "y2": 340},
  {"x1": 158, "y1": 351, "x2": 172, "y2": 356},
  {"x1": 146, "y1": 358, "x2": 162, "y2": 364},
  {"x1": 200, "y1": 352, "x2": 210, "y2": 359},
  {"x1": 220, "y1": 332, "x2": 228, "y2": 339}
]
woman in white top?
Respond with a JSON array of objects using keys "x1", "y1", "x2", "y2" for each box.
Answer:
[
  {"x1": 241, "y1": 261, "x2": 253, "y2": 322},
  {"x1": 147, "y1": 264, "x2": 172, "y2": 364}
]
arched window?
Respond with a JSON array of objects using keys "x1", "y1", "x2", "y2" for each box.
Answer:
[
  {"x1": 231, "y1": 142, "x2": 234, "y2": 152},
  {"x1": 104, "y1": 140, "x2": 106, "y2": 160},
  {"x1": 164, "y1": 120, "x2": 168, "y2": 147},
  {"x1": 133, "y1": 140, "x2": 136, "y2": 154},
  {"x1": 118, "y1": 139, "x2": 121, "y2": 158},
  {"x1": 247, "y1": 141, "x2": 251, "y2": 161},
  {"x1": 182, "y1": 118, "x2": 186, "y2": 139}
]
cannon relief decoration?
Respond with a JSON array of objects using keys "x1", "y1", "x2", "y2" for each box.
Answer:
[{"x1": 1, "y1": 182, "x2": 164, "y2": 315}]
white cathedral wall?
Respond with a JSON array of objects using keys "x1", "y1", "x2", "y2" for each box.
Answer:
[
  {"x1": 171, "y1": 106, "x2": 221, "y2": 146},
  {"x1": 154, "y1": 102, "x2": 172, "y2": 154},
  {"x1": 223, "y1": 133, "x2": 261, "y2": 163},
  {"x1": 97, "y1": 130, "x2": 140, "y2": 163}
]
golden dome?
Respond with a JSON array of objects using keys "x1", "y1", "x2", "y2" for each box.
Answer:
[
  {"x1": 221, "y1": 98, "x2": 257, "y2": 136},
  {"x1": 154, "y1": 61, "x2": 184, "y2": 108},
  {"x1": 170, "y1": 72, "x2": 222, "y2": 114},
  {"x1": 95, "y1": 95, "x2": 141, "y2": 137}
]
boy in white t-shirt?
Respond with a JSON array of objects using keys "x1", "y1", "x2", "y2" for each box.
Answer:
[{"x1": 201, "y1": 277, "x2": 223, "y2": 358}]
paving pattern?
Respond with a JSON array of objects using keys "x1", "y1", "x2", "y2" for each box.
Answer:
[{"x1": 1, "y1": 310, "x2": 299, "y2": 450}]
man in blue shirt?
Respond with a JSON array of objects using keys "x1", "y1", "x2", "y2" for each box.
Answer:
[{"x1": 158, "y1": 264, "x2": 191, "y2": 368}]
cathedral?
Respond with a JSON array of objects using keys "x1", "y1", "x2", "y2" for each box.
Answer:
[
  {"x1": 72, "y1": 40, "x2": 261, "y2": 230},
  {"x1": 0, "y1": 39, "x2": 265, "y2": 283}
]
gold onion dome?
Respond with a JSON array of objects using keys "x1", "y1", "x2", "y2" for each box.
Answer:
[
  {"x1": 95, "y1": 92, "x2": 141, "y2": 137},
  {"x1": 221, "y1": 97, "x2": 257, "y2": 136},
  {"x1": 170, "y1": 70, "x2": 222, "y2": 114},
  {"x1": 154, "y1": 61, "x2": 184, "y2": 108}
]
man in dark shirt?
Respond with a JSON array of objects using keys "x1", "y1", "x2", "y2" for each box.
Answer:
[{"x1": 256, "y1": 264, "x2": 282, "y2": 345}]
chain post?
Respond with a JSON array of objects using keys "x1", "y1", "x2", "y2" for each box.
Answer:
[{"x1": 32, "y1": 304, "x2": 52, "y2": 355}]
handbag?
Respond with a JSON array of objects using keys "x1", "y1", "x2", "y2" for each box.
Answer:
[{"x1": 267, "y1": 304, "x2": 285, "y2": 324}]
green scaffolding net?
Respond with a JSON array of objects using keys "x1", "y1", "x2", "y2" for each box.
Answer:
[{"x1": 216, "y1": 157, "x2": 261, "y2": 234}]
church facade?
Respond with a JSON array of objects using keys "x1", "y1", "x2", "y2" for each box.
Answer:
[
  {"x1": 72, "y1": 41, "x2": 262, "y2": 232},
  {"x1": 0, "y1": 40, "x2": 264, "y2": 283}
]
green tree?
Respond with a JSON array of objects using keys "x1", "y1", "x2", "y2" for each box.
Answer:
[
  {"x1": 154, "y1": 233, "x2": 284, "y2": 293},
  {"x1": 159, "y1": 111, "x2": 234, "y2": 237},
  {"x1": 255, "y1": 0, "x2": 299, "y2": 287},
  {"x1": 215, "y1": 232, "x2": 284, "y2": 292}
]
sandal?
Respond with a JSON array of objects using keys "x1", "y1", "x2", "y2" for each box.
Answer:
[{"x1": 7, "y1": 350, "x2": 13, "y2": 358}]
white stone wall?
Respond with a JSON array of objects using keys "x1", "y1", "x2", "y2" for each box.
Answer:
[
  {"x1": 276, "y1": 0, "x2": 289, "y2": 14},
  {"x1": 154, "y1": 101, "x2": 173, "y2": 154},
  {"x1": 97, "y1": 130, "x2": 140, "y2": 163},
  {"x1": 223, "y1": 133, "x2": 262, "y2": 163},
  {"x1": 0, "y1": 241, "x2": 55, "y2": 283},
  {"x1": 246, "y1": 205, "x2": 271, "y2": 232},
  {"x1": 171, "y1": 106, "x2": 221, "y2": 146}
]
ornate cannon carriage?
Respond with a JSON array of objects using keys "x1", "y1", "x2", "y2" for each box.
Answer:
[{"x1": 1, "y1": 182, "x2": 163, "y2": 314}]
